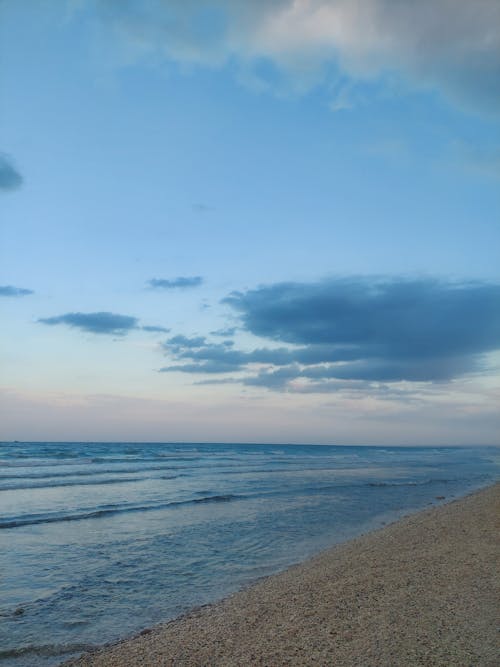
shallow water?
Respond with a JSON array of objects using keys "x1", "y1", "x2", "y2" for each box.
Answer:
[{"x1": 0, "y1": 442, "x2": 498, "y2": 666}]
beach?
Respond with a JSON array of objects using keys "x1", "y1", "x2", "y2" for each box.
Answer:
[{"x1": 65, "y1": 482, "x2": 499, "y2": 667}]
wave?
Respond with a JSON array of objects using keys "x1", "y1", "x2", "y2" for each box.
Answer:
[
  {"x1": 0, "y1": 459, "x2": 94, "y2": 468},
  {"x1": 0, "y1": 494, "x2": 245, "y2": 529},
  {"x1": 0, "y1": 463, "x2": 190, "y2": 481},
  {"x1": 218, "y1": 466, "x2": 340, "y2": 476},
  {"x1": 367, "y1": 478, "x2": 454, "y2": 487},
  {"x1": 298, "y1": 478, "x2": 461, "y2": 494},
  {"x1": 192, "y1": 493, "x2": 238, "y2": 504},
  {"x1": 0, "y1": 476, "x2": 145, "y2": 492},
  {"x1": 0, "y1": 642, "x2": 95, "y2": 659}
]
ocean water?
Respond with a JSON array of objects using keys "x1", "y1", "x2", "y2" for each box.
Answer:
[{"x1": 0, "y1": 442, "x2": 498, "y2": 666}]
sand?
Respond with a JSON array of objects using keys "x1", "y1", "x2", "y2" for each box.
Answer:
[{"x1": 65, "y1": 483, "x2": 499, "y2": 667}]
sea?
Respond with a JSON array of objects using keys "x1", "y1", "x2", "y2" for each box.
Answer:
[{"x1": 0, "y1": 442, "x2": 498, "y2": 666}]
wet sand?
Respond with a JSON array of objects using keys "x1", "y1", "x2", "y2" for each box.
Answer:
[{"x1": 65, "y1": 483, "x2": 499, "y2": 666}]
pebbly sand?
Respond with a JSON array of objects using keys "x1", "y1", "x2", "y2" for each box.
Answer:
[{"x1": 65, "y1": 483, "x2": 499, "y2": 667}]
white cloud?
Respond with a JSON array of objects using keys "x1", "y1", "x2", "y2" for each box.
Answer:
[{"x1": 92, "y1": 0, "x2": 500, "y2": 113}]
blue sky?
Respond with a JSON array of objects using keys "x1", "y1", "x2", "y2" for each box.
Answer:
[{"x1": 1, "y1": 0, "x2": 499, "y2": 444}]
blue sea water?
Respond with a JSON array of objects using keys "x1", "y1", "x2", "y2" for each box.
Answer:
[{"x1": 0, "y1": 442, "x2": 498, "y2": 666}]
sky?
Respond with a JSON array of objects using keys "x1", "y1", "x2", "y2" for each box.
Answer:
[{"x1": 1, "y1": 0, "x2": 499, "y2": 445}]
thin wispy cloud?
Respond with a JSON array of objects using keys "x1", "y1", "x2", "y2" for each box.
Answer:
[
  {"x1": 148, "y1": 277, "x2": 203, "y2": 289},
  {"x1": 0, "y1": 153, "x2": 23, "y2": 191},
  {"x1": 161, "y1": 278, "x2": 500, "y2": 391},
  {"x1": 0, "y1": 285, "x2": 33, "y2": 297},
  {"x1": 141, "y1": 325, "x2": 171, "y2": 333},
  {"x1": 92, "y1": 0, "x2": 500, "y2": 114}
]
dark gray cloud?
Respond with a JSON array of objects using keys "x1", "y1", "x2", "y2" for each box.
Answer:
[
  {"x1": 224, "y1": 279, "x2": 500, "y2": 358},
  {"x1": 39, "y1": 312, "x2": 139, "y2": 335},
  {"x1": 0, "y1": 154, "x2": 23, "y2": 191},
  {"x1": 148, "y1": 277, "x2": 203, "y2": 289},
  {"x1": 162, "y1": 278, "x2": 500, "y2": 390},
  {"x1": 0, "y1": 285, "x2": 33, "y2": 297}
]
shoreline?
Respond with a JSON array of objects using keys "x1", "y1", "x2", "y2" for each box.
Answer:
[{"x1": 65, "y1": 483, "x2": 499, "y2": 666}]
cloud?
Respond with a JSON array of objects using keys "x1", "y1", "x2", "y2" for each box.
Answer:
[
  {"x1": 141, "y1": 325, "x2": 171, "y2": 333},
  {"x1": 240, "y1": 367, "x2": 376, "y2": 393},
  {"x1": 148, "y1": 276, "x2": 203, "y2": 289},
  {"x1": 241, "y1": 365, "x2": 303, "y2": 389},
  {"x1": 224, "y1": 278, "x2": 500, "y2": 356},
  {"x1": 93, "y1": 0, "x2": 500, "y2": 114},
  {"x1": 0, "y1": 153, "x2": 23, "y2": 191},
  {"x1": 167, "y1": 335, "x2": 208, "y2": 349},
  {"x1": 162, "y1": 278, "x2": 500, "y2": 390},
  {"x1": 162, "y1": 334, "x2": 297, "y2": 373},
  {"x1": 210, "y1": 327, "x2": 237, "y2": 337},
  {"x1": 38, "y1": 311, "x2": 139, "y2": 335},
  {"x1": 0, "y1": 285, "x2": 33, "y2": 297},
  {"x1": 160, "y1": 361, "x2": 242, "y2": 374}
]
